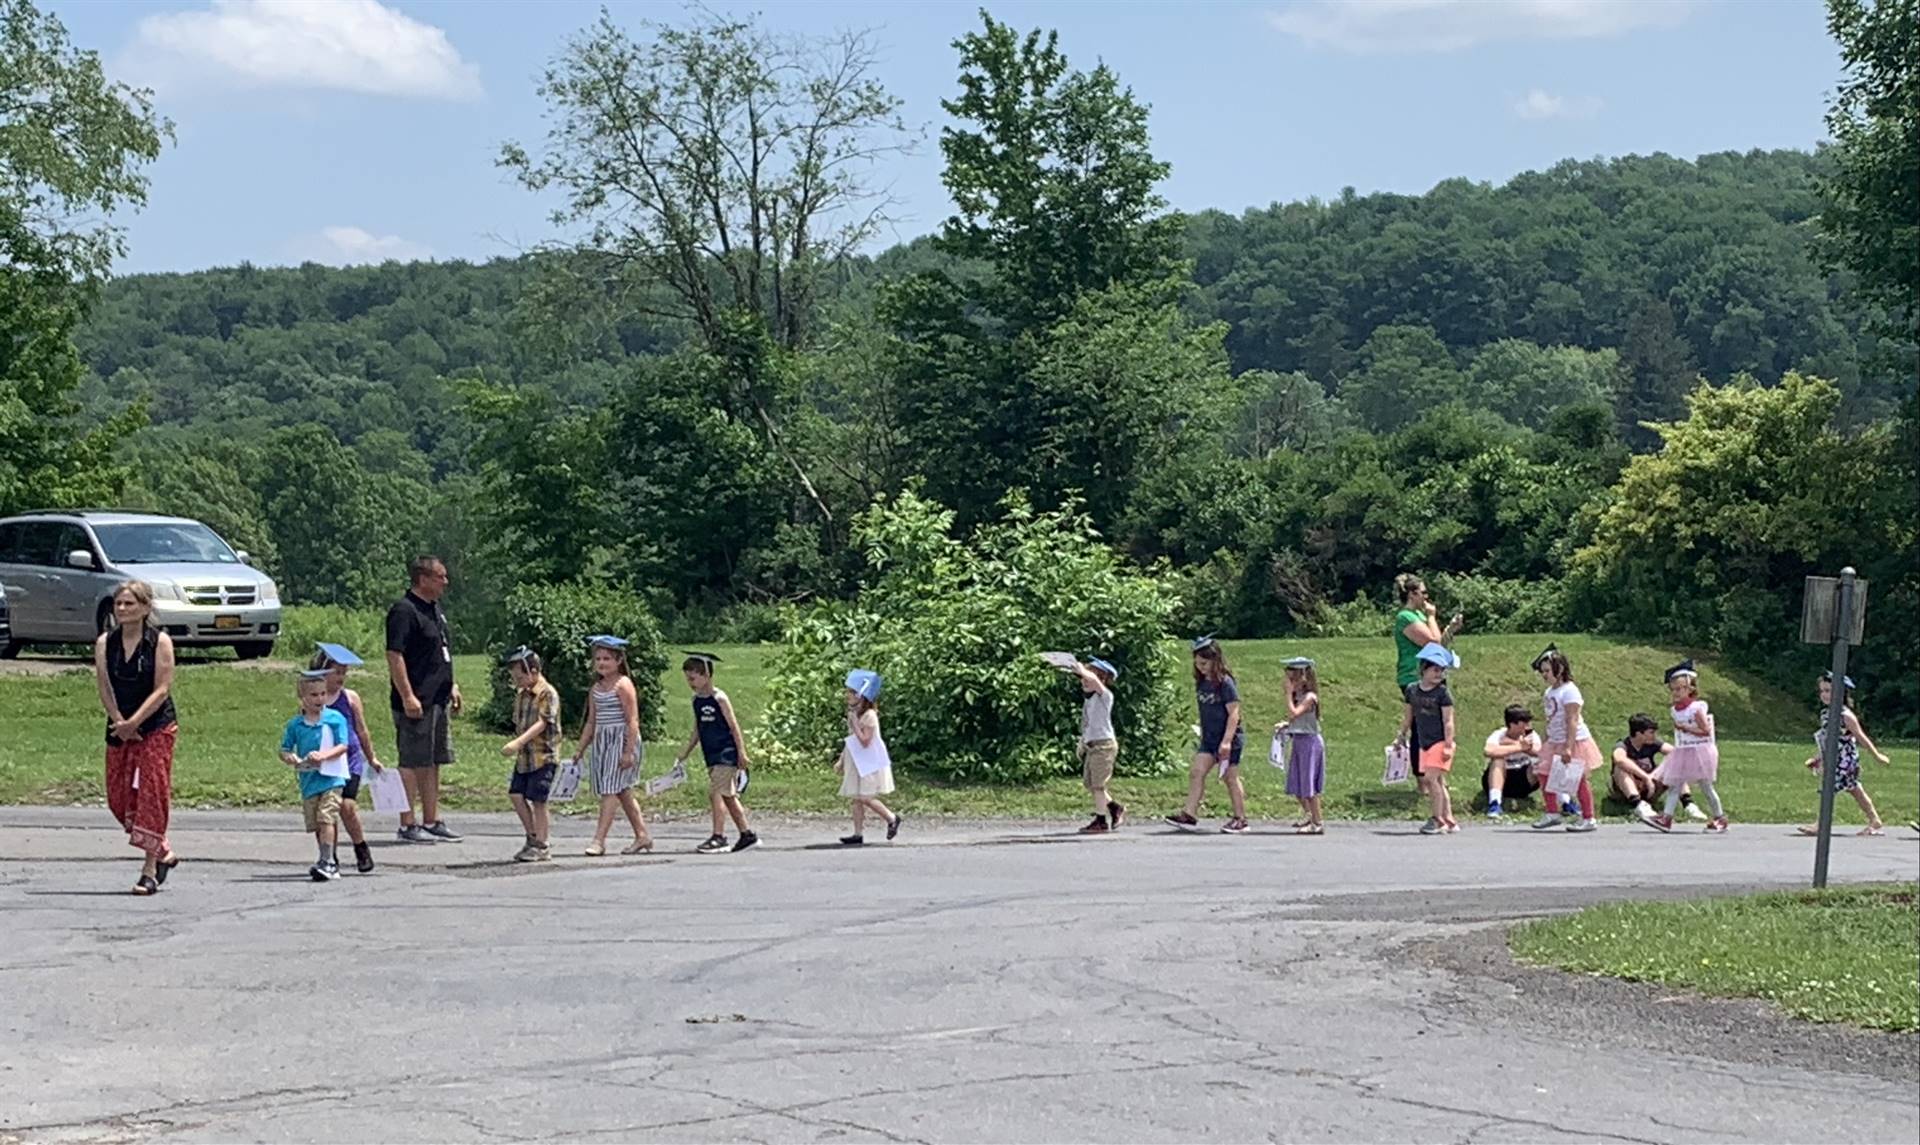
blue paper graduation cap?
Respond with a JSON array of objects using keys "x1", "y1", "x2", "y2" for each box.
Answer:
[
  {"x1": 1530, "y1": 642, "x2": 1558, "y2": 670},
  {"x1": 503, "y1": 645, "x2": 537, "y2": 665},
  {"x1": 298, "y1": 668, "x2": 332, "y2": 681},
  {"x1": 1416, "y1": 642, "x2": 1457, "y2": 669},
  {"x1": 1664, "y1": 659, "x2": 1698, "y2": 683},
  {"x1": 586, "y1": 634, "x2": 630, "y2": 650},
  {"x1": 1086, "y1": 657, "x2": 1119, "y2": 681},
  {"x1": 682, "y1": 650, "x2": 721, "y2": 668},
  {"x1": 1283, "y1": 656, "x2": 1314, "y2": 669},
  {"x1": 1190, "y1": 634, "x2": 1219, "y2": 652},
  {"x1": 314, "y1": 642, "x2": 363, "y2": 667},
  {"x1": 845, "y1": 669, "x2": 883, "y2": 702},
  {"x1": 1822, "y1": 671, "x2": 1856, "y2": 690}
]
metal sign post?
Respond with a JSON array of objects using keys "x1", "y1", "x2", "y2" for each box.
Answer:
[{"x1": 1801, "y1": 568, "x2": 1867, "y2": 890}]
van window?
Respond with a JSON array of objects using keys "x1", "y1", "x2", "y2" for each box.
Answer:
[
  {"x1": 8, "y1": 522, "x2": 64, "y2": 565},
  {"x1": 51, "y1": 523, "x2": 97, "y2": 568}
]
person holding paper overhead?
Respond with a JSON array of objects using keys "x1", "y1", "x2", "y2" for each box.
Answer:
[
  {"x1": 310, "y1": 643, "x2": 384, "y2": 874},
  {"x1": 281, "y1": 669, "x2": 354, "y2": 882},
  {"x1": 836, "y1": 669, "x2": 900, "y2": 846},
  {"x1": 1063, "y1": 657, "x2": 1125, "y2": 835}
]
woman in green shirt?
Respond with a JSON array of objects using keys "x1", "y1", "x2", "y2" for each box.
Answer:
[{"x1": 1392, "y1": 574, "x2": 1462, "y2": 691}]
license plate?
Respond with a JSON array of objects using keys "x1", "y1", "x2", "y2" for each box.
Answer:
[{"x1": 214, "y1": 615, "x2": 242, "y2": 630}]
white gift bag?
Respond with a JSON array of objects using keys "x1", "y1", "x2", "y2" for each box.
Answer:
[
  {"x1": 367, "y1": 767, "x2": 409, "y2": 814},
  {"x1": 1545, "y1": 756, "x2": 1585, "y2": 800},
  {"x1": 1382, "y1": 743, "x2": 1412, "y2": 785},
  {"x1": 548, "y1": 757, "x2": 584, "y2": 804},
  {"x1": 1268, "y1": 731, "x2": 1287, "y2": 770}
]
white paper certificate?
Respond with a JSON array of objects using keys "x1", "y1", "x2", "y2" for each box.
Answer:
[{"x1": 846, "y1": 734, "x2": 892, "y2": 777}]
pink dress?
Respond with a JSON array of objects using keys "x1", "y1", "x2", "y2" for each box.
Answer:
[{"x1": 1654, "y1": 699, "x2": 1718, "y2": 784}]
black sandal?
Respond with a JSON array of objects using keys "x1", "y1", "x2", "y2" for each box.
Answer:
[
  {"x1": 155, "y1": 855, "x2": 179, "y2": 887},
  {"x1": 132, "y1": 874, "x2": 159, "y2": 896}
]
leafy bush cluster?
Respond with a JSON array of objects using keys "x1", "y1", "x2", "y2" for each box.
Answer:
[
  {"x1": 766, "y1": 490, "x2": 1183, "y2": 783},
  {"x1": 478, "y1": 583, "x2": 669, "y2": 738}
]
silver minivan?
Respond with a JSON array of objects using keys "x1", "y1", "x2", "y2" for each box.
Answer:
[{"x1": 0, "y1": 511, "x2": 283, "y2": 659}]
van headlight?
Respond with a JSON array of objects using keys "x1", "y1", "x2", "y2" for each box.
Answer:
[
  {"x1": 148, "y1": 581, "x2": 181, "y2": 601},
  {"x1": 261, "y1": 581, "x2": 280, "y2": 605}
]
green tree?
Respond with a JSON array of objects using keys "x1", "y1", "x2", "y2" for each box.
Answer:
[
  {"x1": 1335, "y1": 325, "x2": 1464, "y2": 432},
  {"x1": 1818, "y1": 0, "x2": 1919, "y2": 329},
  {"x1": 500, "y1": 8, "x2": 914, "y2": 528},
  {"x1": 0, "y1": 0, "x2": 169, "y2": 514},
  {"x1": 1465, "y1": 340, "x2": 1623, "y2": 430},
  {"x1": 1615, "y1": 297, "x2": 1699, "y2": 451}
]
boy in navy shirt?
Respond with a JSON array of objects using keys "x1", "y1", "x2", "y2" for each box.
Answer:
[
  {"x1": 672, "y1": 652, "x2": 758, "y2": 853},
  {"x1": 281, "y1": 670, "x2": 354, "y2": 881}
]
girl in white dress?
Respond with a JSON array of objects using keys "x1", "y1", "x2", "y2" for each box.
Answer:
[
  {"x1": 837, "y1": 669, "x2": 900, "y2": 846},
  {"x1": 573, "y1": 636, "x2": 651, "y2": 856}
]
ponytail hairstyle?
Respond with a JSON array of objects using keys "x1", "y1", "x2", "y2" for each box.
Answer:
[
  {"x1": 1538, "y1": 649, "x2": 1573, "y2": 685},
  {"x1": 1394, "y1": 573, "x2": 1426, "y2": 604},
  {"x1": 1299, "y1": 664, "x2": 1320, "y2": 713}
]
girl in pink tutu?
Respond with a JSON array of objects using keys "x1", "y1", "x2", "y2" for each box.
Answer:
[{"x1": 1649, "y1": 661, "x2": 1726, "y2": 832}]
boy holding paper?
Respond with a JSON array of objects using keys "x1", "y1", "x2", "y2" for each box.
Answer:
[
  {"x1": 1067, "y1": 657, "x2": 1125, "y2": 835},
  {"x1": 281, "y1": 669, "x2": 354, "y2": 882},
  {"x1": 836, "y1": 669, "x2": 900, "y2": 845},
  {"x1": 500, "y1": 646, "x2": 562, "y2": 863}
]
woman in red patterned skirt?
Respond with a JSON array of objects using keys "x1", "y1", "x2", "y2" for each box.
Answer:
[{"x1": 92, "y1": 581, "x2": 180, "y2": 895}]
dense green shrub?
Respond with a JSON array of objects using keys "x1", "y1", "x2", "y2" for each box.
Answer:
[
  {"x1": 766, "y1": 489, "x2": 1184, "y2": 782},
  {"x1": 1424, "y1": 573, "x2": 1570, "y2": 634},
  {"x1": 277, "y1": 606, "x2": 386, "y2": 663},
  {"x1": 479, "y1": 583, "x2": 669, "y2": 738}
]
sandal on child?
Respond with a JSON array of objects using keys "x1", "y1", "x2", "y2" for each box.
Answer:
[
  {"x1": 155, "y1": 854, "x2": 180, "y2": 886},
  {"x1": 623, "y1": 838, "x2": 653, "y2": 854},
  {"x1": 584, "y1": 840, "x2": 607, "y2": 857},
  {"x1": 1858, "y1": 825, "x2": 1885, "y2": 836},
  {"x1": 1297, "y1": 822, "x2": 1324, "y2": 835},
  {"x1": 131, "y1": 874, "x2": 159, "y2": 896},
  {"x1": 1795, "y1": 825, "x2": 1821, "y2": 837}
]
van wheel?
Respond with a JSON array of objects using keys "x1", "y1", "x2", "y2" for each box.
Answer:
[
  {"x1": 0, "y1": 641, "x2": 19, "y2": 660},
  {"x1": 234, "y1": 641, "x2": 274, "y2": 661},
  {"x1": 97, "y1": 602, "x2": 115, "y2": 634}
]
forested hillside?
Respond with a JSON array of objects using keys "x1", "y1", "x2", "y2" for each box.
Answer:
[{"x1": 9, "y1": 2, "x2": 1912, "y2": 734}]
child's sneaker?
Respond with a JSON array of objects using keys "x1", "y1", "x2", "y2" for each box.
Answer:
[
  {"x1": 839, "y1": 834, "x2": 865, "y2": 846},
  {"x1": 424, "y1": 821, "x2": 462, "y2": 842},
  {"x1": 1706, "y1": 816, "x2": 1729, "y2": 833},
  {"x1": 1220, "y1": 818, "x2": 1251, "y2": 835},
  {"x1": 1163, "y1": 811, "x2": 1201, "y2": 831},
  {"x1": 512, "y1": 843, "x2": 541, "y2": 863},
  {"x1": 696, "y1": 835, "x2": 729, "y2": 853},
  {"x1": 1486, "y1": 803, "x2": 1504, "y2": 820},
  {"x1": 1419, "y1": 818, "x2": 1443, "y2": 836},
  {"x1": 1107, "y1": 801, "x2": 1126, "y2": 829},
  {"x1": 730, "y1": 830, "x2": 760, "y2": 853},
  {"x1": 1078, "y1": 815, "x2": 1110, "y2": 835},
  {"x1": 309, "y1": 861, "x2": 339, "y2": 882},
  {"x1": 397, "y1": 824, "x2": 433, "y2": 844},
  {"x1": 1685, "y1": 803, "x2": 1710, "y2": 822},
  {"x1": 353, "y1": 841, "x2": 375, "y2": 873},
  {"x1": 1643, "y1": 813, "x2": 1674, "y2": 833},
  {"x1": 1531, "y1": 813, "x2": 1563, "y2": 831},
  {"x1": 1565, "y1": 818, "x2": 1598, "y2": 833}
]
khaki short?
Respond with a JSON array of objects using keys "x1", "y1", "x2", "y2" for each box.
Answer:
[
  {"x1": 303, "y1": 788, "x2": 343, "y2": 833},
  {"x1": 708, "y1": 765, "x2": 740, "y2": 798},
  {"x1": 1079, "y1": 739, "x2": 1118, "y2": 791}
]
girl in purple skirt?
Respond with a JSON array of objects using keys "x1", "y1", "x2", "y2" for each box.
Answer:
[{"x1": 1276, "y1": 656, "x2": 1326, "y2": 834}]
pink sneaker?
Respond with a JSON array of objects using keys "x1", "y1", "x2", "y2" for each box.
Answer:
[{"x1": 1706, "y1": 816, "x2": 1729, "y2": 833}]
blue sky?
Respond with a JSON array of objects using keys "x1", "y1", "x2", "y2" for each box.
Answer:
[{"x1": 49, "y1": 0, "x2": 1841, "y2": 275}]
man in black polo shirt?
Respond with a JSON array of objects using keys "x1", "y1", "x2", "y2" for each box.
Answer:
[{"x1": 386, "y1": 555, "x2": 463, "y2": 842}]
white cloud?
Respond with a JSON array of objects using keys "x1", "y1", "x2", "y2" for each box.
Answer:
[
  {"x1": 1267, "y1": 0, "x2": 1692, "y2": 54},
  {"x1": 1512, "y1": 88, "x2": 1603, "y2": 120},
  {"x1": 290, "y1": 226, "x2": 434, "y2": 266},
  {"x1": 130, "y1": 0, "x2": 481, "y2": 101}
]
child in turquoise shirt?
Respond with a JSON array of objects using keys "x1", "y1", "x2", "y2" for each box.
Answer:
[{"x1": 282, "y1": 670, "x2": 353, "y2": 881}]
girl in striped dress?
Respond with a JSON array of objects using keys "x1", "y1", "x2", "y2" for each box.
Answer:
[{"x1": 572, "y1": 636, "x2": 651, "y2": 856}]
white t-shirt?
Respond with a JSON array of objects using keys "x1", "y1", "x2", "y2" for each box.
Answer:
[
  {"x1": 1484, "y1": 728, "x2": 1541, "y2": 770},
  {"x1": 1543, "y1": 682, "x2": 1591, "y2": 744},
  {"x1": 1671, "y1": 699, "x2": 1712, "y2": 745},
  {"x1": 1081, "y1": 686, "x2": 1116, "y2": 743}
]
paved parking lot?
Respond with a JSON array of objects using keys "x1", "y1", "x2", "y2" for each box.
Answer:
[{"x1": 2, "y1": 808, "x2": 1916, "y2": 1143}]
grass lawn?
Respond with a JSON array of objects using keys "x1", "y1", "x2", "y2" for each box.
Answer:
[
  {"x1": 2, "y1": 634, "x2": 1912, "y2": 824},
  {"x1": 1510, "y1": 884, "x2": 1920, "y2": 1031}
]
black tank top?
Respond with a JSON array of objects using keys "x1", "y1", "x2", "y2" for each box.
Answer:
[
  {"x1": 692, "y1": 693, "x2": 738, "y2": 764},
  {"x1": 105, "y1": 625, "x2": 177, "y2": 744}
]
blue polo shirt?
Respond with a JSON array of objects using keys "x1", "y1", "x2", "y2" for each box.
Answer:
[{"x1": 282, "y1": 709, "x2": 352, "y2": 799}]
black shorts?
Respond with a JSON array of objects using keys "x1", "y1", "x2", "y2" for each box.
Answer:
[
  {"x1": 509, "y1": 764, "x2": 557, "y2": 804},
  {"x1": 393, "y1": 704, "x2": 454, "y2": 768},
  {"x1": 1484, "y1": 764, "x2": 1538, "y2": 799},
  {"x1": 340, "y1": 775, "x2": 362, "y2": 802}
]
